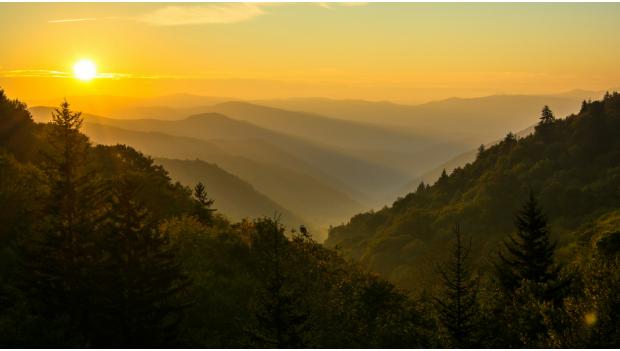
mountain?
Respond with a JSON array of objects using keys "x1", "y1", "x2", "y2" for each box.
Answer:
[
  {"x1": 204, "y1": 101, "x2": 467, "y2": 181},
  {"x1": 27, "y1": 94, "x2": 235, "y2": 120},
  {"x1": 258, "y1": 92, "x2": 596, "y2": 142},
  {"x1": 325, "y1": 93, "x2": 620, "y2": 291},
  {"x1": 83, "y1": 122, "x2": 364, "y2": 232},
  {"x1": 29, "y1": 107, "x2": 366, "y2": 236},
  {"x1": 153, "y1": 158, "x2": 305, "y2": 228},
  {"x1": 402, "y1": 125, "x2": 537, "y2": 193},
  {"x1": 29, "y1": 106, "x2": 406, "y2": 205}
]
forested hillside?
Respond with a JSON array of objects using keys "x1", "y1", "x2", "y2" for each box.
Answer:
[
  {"x1": 154, "y1": 157, "x2": 306, "y2": 227},
  {"x1": 327, "y1": 93, "x2": 620, "y2": 291},
  {"x1": 0, "y1": 89, "x2": 436, "y2": 347},
  {"x1": 29, "y1": 107, "x2": 367, "y2": 232},
  {"x1": 4, "y1": 88, "x2": 620, "y2": 347}
]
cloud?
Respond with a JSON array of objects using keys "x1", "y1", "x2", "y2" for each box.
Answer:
[
  {"x1": 48, "y1": 18, "x2": 97, "y2": 23},
  {"x1": 317, "y1": 2, "x2": 368, "y2": 9},
  {"x1": 46, "y1": 3, "x2": 367, "y2": 27},
  {"x1": 0, "y1": 69, "x2": 70, "y2": 78},
  {"x1": 337, "y1": 2, "x2": 368, "y2": 7},
  {"x1": 0, "y1": 69, "x2": 169, "y2": 80},
  {"x1": 137, "y1": 3, "x2": 266, "y2": 26}
]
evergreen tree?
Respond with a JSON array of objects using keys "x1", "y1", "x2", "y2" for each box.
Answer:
[
  {"x1": 193, "y1": 182, "x2": 216, "y2": 225},
  {"x1": 477, "y1": 144, "x2": 485, "y2": 157},
  {"x1": 438, "y1": 169, "x2": 448, "y2": 185},
  {"x1": 503, "y1": 132, "x2": 517, "y2": 144},
  {"x1": 580, "y1": 100, "x2": 588, "y2": 114},
  {"x1": 536, "y1": 105, "x2": 556, "y2": 136},
  {"x1": 94, "y1": 174, "x2": 189, "y2": 347},
  {"x1": 495, "y1": 191, "x2": 560, "y2": 297},
  {"x1": 246, "y1": 217, "x2": 309, "y2": 348},
  {"x1": 434, "y1": 224, "x2": 479, "y2": 347},
  {"x1": 539, "y1": 105, "x2": 556, "y2": 125},
  {"x1": 20, "y1": 100, "x2": 104, "y2": 344},
  {"x1": 416, "y1": 181, "x2": 426, "y2": 193}
]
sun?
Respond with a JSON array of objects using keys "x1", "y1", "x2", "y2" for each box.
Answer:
[{"x1": 73, "y1": 59, "x2": 97, "y2": 81}]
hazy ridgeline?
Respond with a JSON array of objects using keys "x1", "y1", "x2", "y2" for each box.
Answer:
[
  {"x1": 27, "y1": 89, "x2": 596, "y2": 239},
  {"x1": 2, "y1": 88, "x2": 620, "y2": 347}
]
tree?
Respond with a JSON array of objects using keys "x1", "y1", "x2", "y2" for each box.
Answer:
[
  {"x1": 434, "y1": 224, "x2": 479, "y2": 347},
  {"x1": 0, "y1": 89, "x2": 36, "y2": 160},
  {"x1": 477, "y1": 144, "x2": 485, "y2": 157},
  {"x1": 416, "y1": 181, "x2": 426, "y2": 194},
  {"x1": 20, "y1": 100, "x2": 104, "y2": 344},
  {"x1": 93, "y1": 174, "x2": 189, "y2": 347},
  {"x1": 539, "y1": 105, "x2": 556, "y2": 125},
  {"x1": 193, "y1": 182, "x2": 216, "y2": 225},
  {"x1": 536, "y1": 105, "x2": 556, "y2": 136},
  {"x1": 495, "y1": 191, "x2": 561, "y2": 298},
  {"x1": 246, "y1": 217, "x2": 309, "y2": 348}
]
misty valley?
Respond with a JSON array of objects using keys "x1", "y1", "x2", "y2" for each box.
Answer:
[
  {"x1": 2, "y1": 87, "x2": 620, "y2": 348},
  {"x1": 2, "y1": 2, "x2": 620, "y2": 348}
]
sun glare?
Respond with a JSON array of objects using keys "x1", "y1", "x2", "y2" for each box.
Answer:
[{"x1": 73, "y1": 59, "x2": 97, "y2": 81}]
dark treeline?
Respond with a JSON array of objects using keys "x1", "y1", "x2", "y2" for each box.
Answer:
[
  {"x1": 327, "y1": 92, "x2": 620, "y2": 347},
  {"x1": 1, "y1": 88, "x2": 620, "y2": 347},
  {"x1": 0, "y1": 90, "x2": 433, "y2": 347}
]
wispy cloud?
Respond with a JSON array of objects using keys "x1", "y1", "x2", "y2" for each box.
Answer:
[
  {"x1": 0, "y1": 69, "x2": 70, "y2": 78},
  {"x1": 317, "y1": 2, "x2": 368, "y2": 10},
  {"x1": 137, "y1": 3, "x2": 266, "y2": 26},
  {"x1": 0, "y1": 69, "x2": 169, "y2": 80},
  {"x1": 48, "y1": 18, "x2": 97, "y2": 24},
  {"x1": 46, "y1": 3, "x2": 368, "y2": 27}
]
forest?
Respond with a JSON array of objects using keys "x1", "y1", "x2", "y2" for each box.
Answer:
[{"x1": 1, "y1": 88, "x2": 620, "y2": 348}]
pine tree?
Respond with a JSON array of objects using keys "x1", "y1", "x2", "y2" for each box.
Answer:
[
  {"x1": 434, "y1": 224, "x2": 479, "y2": 347},
  {"x1": 416, "y1": 181, "x2": 426, "y2": 193},
  {"x1": 193, "y1": 182, "x2": 216, "y2": 225},
  {"x1": 477, "y1": 144, "x2": 485, "y2": 157},
  {"x1": 93, "y1": 174, "x2": 189, "y2": 347},
  {"x1": 438, "y1": 169, "x2": 448, "y2": 185},
  {"x1": 495, "y1": 191, "x2": 560, "y2": 297},
  {"x1": 246, "y1": 217, "x2": 309, "y2": 348},
  {"x1": 580, "y1": 100, "x2": 588, "y2": 114},
  {"x1": 539, "y1": 105, "x2": 556, "y2": 125},
  {"x1": 504, "y1": 132, "x2": 517, "y2": 144},
  {"x1": 20, "y1": 100, "x2": 104, "y2": 344}
]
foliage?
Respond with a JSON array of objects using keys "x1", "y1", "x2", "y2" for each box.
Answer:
[
  {"x1": 434, "y1": 224, "x2": 479, "y2": 347},
  {"x1": 327, "y1": 91, "x2": 620, "y2": 292}
]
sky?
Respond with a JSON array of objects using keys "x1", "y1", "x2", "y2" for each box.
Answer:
[{"x1": 1, "y1": 2, "x2": 620, "y2": 104}]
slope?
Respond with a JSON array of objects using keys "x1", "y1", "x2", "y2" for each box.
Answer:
[
  {"x1": 325, "y1": 92, "x2": 620, "y2": 291},
  {"x1": 258, "y1": 92, "x2": 595, "y2": 142},
  {"x1": 30, "y1": 106, "x2": 404, "y2": 205},
  {"x1": 154, "y1": 157, "x2": 306, "y2": 228}
]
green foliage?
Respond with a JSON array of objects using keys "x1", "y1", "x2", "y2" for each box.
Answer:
[
  {"x1": 92, "y1": 175, "x2": 189, "y2": 347},
  {"x1": 0, "y1": 89, "x2": 37, "y2": 160},
  {"x1": 495, "y1": 191, "x2": 561, "y2": 298},
  {"x1": 327, "y1": 92, "x2": 620, "y2": 292},
  {"x1": 193, "y1": 182, "x2": 216, "y2": 225},
  {"x1": 434, "y1": 224, "x2": 479, "y2": 347},
  {"x1": 4, "y1": 88, "x2": 620, "y2": 347}
]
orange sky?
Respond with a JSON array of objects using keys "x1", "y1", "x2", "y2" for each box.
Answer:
[{"x1": 1, "y1": 3, "x2": 620, "y2": 104}]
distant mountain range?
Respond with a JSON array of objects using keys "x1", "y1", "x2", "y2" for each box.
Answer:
[
  {"x1": 29, "y1": 90, "x2": 600, "y2": 240},
  {"x1": 154, "y1": 157, "x2": 306, "y2": 228},
  {"x1": 258, "y1": 90, "x2": 603, "y2": 141},
  {"x1": 29, "y1": 107, "x2": 372, "y2": 239}
]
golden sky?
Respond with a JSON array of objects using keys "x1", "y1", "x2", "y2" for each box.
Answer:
[{"x1": 1, "y1": 2, "x2": 620, "y2": 103}]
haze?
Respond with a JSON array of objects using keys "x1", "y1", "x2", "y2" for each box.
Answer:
[{"x1": 1, "y1": 3, "x2": 620, "y2": 103}]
